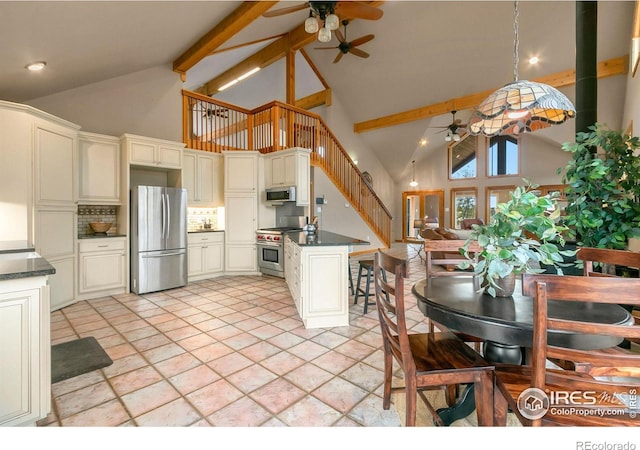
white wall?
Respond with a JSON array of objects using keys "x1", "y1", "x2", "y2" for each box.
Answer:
[
  {"x1": 27, "y1": 65, "x2": 183, "y2": 141},
  {"x1": 313, "y1": 167, "x2": 384, "y2": 254}
]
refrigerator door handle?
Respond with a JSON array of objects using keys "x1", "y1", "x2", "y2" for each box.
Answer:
[
  {"x1": 141, "y1": 251, "x2": 185, "y2": 258},
  {"x1": 165, "y1": 193, "x2": 171, "y2": 240},
  {"x1": 161, "y1": 193, "x2": 166, "y2": 239}
]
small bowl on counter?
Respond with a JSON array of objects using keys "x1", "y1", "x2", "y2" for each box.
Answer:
[{"x1": 89, "y1": 222, "x2": 113, "y2": 235}]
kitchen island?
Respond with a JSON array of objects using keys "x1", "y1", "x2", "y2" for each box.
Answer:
[
  {"x1": 284, "y1": 231, "x2": 368, "y2": 329},
  {"x1": 0, "y1": 241, "x2": 55, "y2": 426}
]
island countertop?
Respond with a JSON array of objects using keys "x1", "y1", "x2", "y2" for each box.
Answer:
[
  {"x1": 0, "y1": 241, "x2": 56, "y2": 281},
  {"x1": 285, "y1": 230, "x2": 369, "y2": 247}
]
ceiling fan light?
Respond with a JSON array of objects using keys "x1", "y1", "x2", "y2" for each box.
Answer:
[
  {"x1": 445, "y1": 134, "x2": 452, "y2": 142},
  {"x1": 453, "y1": 133, "x2": 461, "y2": 142},
  {"x1": 325, "y1": 14, "x2": 339, "y2": 31},
  {"x1": 317, "y1": 27, "x2": 332, "y2": 43},
  {"x1": 305, "y1": 15, "x2": 319, "y2": 34}
]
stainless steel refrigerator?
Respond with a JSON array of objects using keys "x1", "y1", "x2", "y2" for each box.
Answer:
[{"x1": 131, "y1": 186, "x2": 188, "y2": 294}]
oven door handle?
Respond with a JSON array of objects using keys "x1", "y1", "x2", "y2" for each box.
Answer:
[{"x1": 257, "y1": 241, "x2": 282, "y2": 248}]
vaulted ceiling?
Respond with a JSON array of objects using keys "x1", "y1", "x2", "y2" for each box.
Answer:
[{"x1": 0, "y1": 1, "x2": 636, "y2": 182}]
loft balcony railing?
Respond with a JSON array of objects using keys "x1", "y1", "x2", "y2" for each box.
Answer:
[{"x1": 182, "y1": 89, "x2": 391, "y2": 247}]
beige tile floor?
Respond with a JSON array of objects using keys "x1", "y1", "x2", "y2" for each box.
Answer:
[{"x1": 38, "y1": 244, "x2": 436, "y2": 428}]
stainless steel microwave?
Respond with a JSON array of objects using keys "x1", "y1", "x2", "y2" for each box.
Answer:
[{"x1": 266, "y1": 186, "x2": 296, "y2": 203}]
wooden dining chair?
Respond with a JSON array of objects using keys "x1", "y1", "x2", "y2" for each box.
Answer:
[
  {"x1": 493, "y1": 273, "x2": 640, "y2": 426},
  {"x1": 553, "y1": 247, "x2": 640, "y2": 376},
  {"x1": 373, "y1": 250, "x2": 494, "y2": 426},
  {"x1": 422, "y1": 239, "x2": 484, "y2": 349}
]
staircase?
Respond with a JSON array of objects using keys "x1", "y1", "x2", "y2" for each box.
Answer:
[{"x1": 182, "y1": 90, "x2": 392, "y2": 247}]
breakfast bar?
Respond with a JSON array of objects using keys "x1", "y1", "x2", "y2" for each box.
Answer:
[{"x1": 284, "y1": 231, "x2": 368, "y2": 329}]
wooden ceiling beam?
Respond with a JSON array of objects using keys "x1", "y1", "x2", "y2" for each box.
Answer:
[
  {"x1": 295, "y1": 88, "x2": 332, "y2": 110},
  {"x1": 353, "y1": 55, "x2": 629, "y2": 133},
  {"x1": 196, "y1": 1, "x2": 384, "y2": 96},
  {"x1": 173, "y1": 1, "x2": 278, "y2": 79}
]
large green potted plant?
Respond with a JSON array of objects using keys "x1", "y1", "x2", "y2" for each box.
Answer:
[
  {"x1": 460, "y1": 181, "x2": 573, "y2": 297},
  {"x1": 559, "y1": 123, "x2": 640, "y2": 251}
]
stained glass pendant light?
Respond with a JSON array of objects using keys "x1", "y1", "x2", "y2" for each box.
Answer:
[{"x1": 468, "y1": 1, "x2": 576, "y2": 136}]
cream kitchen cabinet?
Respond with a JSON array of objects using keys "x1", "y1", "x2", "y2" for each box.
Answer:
[
  {"x1": 284, "y1": 236, "x2": 349, "y2": 329},
  {"x1": 77, "y1": 238, "x2": 126, "y2": 300},
  {"x1": 223, "y1": 151, "x2": 258, "y2": 192},
  {"x1": 122, "y1": 133, "x2": 184, "y2": 169},
  {"x1": 188, "y1": 232, "x2": 224, "y2": 281},
  {"x1": 34, "y1": 123, "x2": 77, "y2": 207},
  {"x1": 0, "y1": 276, "x2": 51, "y2": 427},
  {"x1": 224, "y1": 194, "x2": 257, "y2": 273},
  {"x1": 264, "y1": 148, "x2": 310, "y2": 206},
  {"x1": 78, "y1": 132, "x2": 120, "y2": 204},
  {"x1": 183, "y1": 149, "x2": 223, "y2": 206},
  {"x1": 34, "y1": 206, "x2": 76, "y2": 312}
]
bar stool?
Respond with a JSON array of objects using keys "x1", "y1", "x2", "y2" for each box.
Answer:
[
  {"x1": 354, "y1": 259, "x2": 386, "y2": 313},
  {"x1": 348, "y1": 256, "x2": 355, "y2": 295}
]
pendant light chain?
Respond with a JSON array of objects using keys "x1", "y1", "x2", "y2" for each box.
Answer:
[{"x1": 513, "y1": 0, "x2": 519, "y2": 82}]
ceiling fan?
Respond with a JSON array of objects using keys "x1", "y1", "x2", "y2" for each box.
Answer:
[
  {"x1": 431, "y1": 111, "x2": 468, "y2": 142},
  {"x1": 262, "y1": 1, "x2": 383, "y2": 21},
  {"x1": 315, "y1": 20, "x2": 374, "y2": 63},
  {"x1": 193, "y1": 104, "x2": 229, "y2": 119}
]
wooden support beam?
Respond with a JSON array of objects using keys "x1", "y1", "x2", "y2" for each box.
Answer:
[
  {"x1": 295, "y1": 89, "x2": 332, "y2": 110},
  {"x1": 195, "y1": 2, "x2": 384, "y2": 97},
  {"x1": 286, "y1": 49, "x2": 296, "y2": 105},
  {"x1": 173, "y1": 1, "x2": 278, "y2": 78},
  {"x1": 353, "y1": 55, "x2": 629, "y2": 134}
]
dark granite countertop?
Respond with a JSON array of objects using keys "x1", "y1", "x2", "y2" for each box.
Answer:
[
  {"x1": 0, "y1": 240, "x2": 35, "y2": 254},
  {"x1": 188, "y1": 229, "x2": 224, "y2": 233},
  {"x1": 78, "y1": 234, "x2": 127, "y2": 239},
  {"x1": 285, "y1": 230, "x2": 369, "y2": 247},
  {"x1": 0, "y1": 254, "x2": 56, "y2": 281}
]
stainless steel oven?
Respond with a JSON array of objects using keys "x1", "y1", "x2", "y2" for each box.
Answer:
[{"x1": 256, "y1": 226, "x2": 301, "y2": 278}]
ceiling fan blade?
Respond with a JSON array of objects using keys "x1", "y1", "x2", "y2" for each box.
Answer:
[
  {"x1": 349, "y1": 34, "x2": 375, "y2": 47},
  {"x1": 335, "y1": 2, "x2": 383, "y2": 20},
  {"x1": 349, "y1": 47, "x2": 369, "y2": 58},
  {"x1": 334, "y1": 28, "x2": 345, "y2": 43},
  {"x1": 333, "y1": 52, "x2": 344, "y2": 64},
  {"x1": 262, "y1": 2, "x2": 309, "y2": 18}
]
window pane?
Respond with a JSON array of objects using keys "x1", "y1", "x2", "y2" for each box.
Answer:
[
  {"x1": 452, "y1": 190, "x2": 477, "y2": 228},
  {"x1": 488, "y1": 136, "x2": 519, "y2": 176},
  {"x1": 449, "y1": 134, "x2": 477, "y2": 179}
]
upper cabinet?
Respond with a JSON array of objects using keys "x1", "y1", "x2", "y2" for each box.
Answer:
[
  {"x1": 78, "y1": 132, "x2": 120, "y2": 204},
  {"x1": 121, "y1": 133, "x2": 184, "y2": 169},
  {"x1": 223, "y1": 151, "x2": 258, "y2": 192},
  {"x1": 264, "y1": 148, "x2": 310, "y2": 206},
  {"x1": 34, "y1": 123, "x2": 77, "y2": 206},
  {"x1": 183, "y1": 149, "x2": 223, "y2": 206}
]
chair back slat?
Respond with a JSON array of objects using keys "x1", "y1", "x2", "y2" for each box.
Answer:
[
  {"x1": 423, "y1": 239, "x2": 481, "y2": 280},
  {"x1": 576, "y1": 247, "x2": 640, "y2": 277}
]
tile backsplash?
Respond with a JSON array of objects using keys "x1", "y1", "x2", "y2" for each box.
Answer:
[
  {"x1": 78, "y1": 206, "x2": 118, "y2": 236},
  {"x1": 188, "y1": 207, "x2": 224, "y2": 231}
]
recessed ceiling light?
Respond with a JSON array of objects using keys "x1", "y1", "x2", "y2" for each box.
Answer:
[
  {"x1": 26, "y1": 61, "x2": 46, "y2": 71},
  {"x1": 419, "y1": 139, "x2": 427, "y2": 146},
  {"x1": 529, "y1": 56, "x2": 540, "y2": 65}
]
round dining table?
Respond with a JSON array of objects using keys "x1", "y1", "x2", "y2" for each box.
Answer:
[{"x1": 411, "y1": 276, "x2": 633, "y2": 425}]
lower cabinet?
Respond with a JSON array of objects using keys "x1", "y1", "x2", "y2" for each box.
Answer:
[
  {"x1": 188, "y1": 232, "x2": 224, "y2": 282},
  {"x1": 77, "y1": 238, "x2": 126, "y2": 300},
  {"x1": 0, "y1": 276, "x2": 51, "y2": 427},
  {"x1": 284, "y1": 236, "x2": 349, "y2": 329}
]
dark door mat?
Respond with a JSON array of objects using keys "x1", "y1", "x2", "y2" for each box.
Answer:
[{"x1": 51, "y1": 336, "x2": 113, "y2": 384}]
